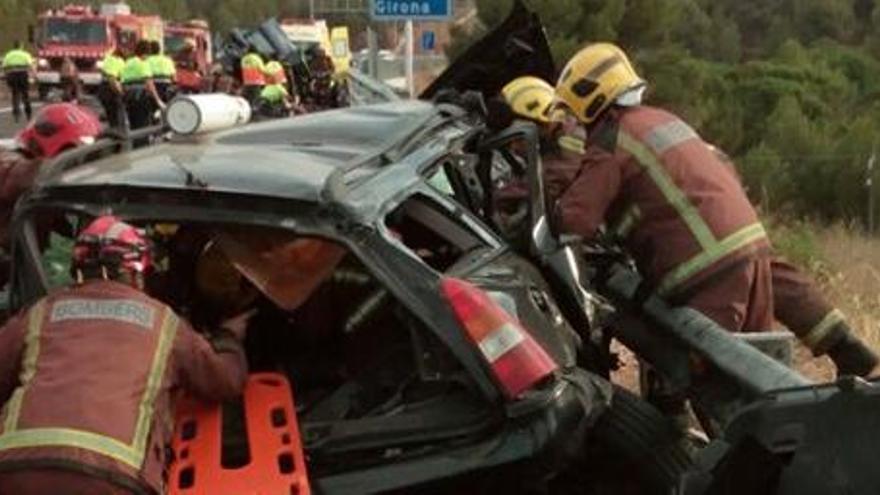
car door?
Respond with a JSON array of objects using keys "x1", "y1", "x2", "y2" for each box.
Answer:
[
  {"x1": 430, "y1": 123, "x2": 614, "y2": 375},
  {"x1": 388, "y1": 186, "x2": 579, "y2": 370}
]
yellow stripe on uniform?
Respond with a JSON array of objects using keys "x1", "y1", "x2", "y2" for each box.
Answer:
[
  {"x1": 612, "y1": 204, "x2": 642, "y2": 240},
  {"x1": 656, "y1": 222, "x2": 767, "y2": 296},
  {"x1": 618, "y1": 131, "x2": 717, "y2": 250},
  {"x1": 0, "y1": 303, "x2": 180, "y2": 470},
  {"x1": 0, "y1": 428, "x2": 138, "y2": 467},
  {"x1": 130, "y1": 310, "x2": 178, "y2": 465},
  {"x1": 617, "y1": 127, "x2": 768, "y2": 296},
  {"x1": 2, "y1": 301, "x2": 47, "y2": 432},
  {"x1": 801, "y1": 309, "x2": 846, "y2": 349},
  {"x1": 558, "y1": 135, "x2": 586, "y2": 155}
]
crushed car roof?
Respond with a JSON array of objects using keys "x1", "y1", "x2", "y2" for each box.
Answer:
[{"x1": 40, "y1": 100, "x2": 441, "y2": 202}]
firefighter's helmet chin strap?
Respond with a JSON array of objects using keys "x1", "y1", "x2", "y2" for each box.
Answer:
[{"x1": 73, "y1": 265, "x2": 143, "y2": 290}]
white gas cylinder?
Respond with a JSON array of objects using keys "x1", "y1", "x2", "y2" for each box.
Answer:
[{"x1": 165, "y1": 94, "x2": 252, "y2": 136}]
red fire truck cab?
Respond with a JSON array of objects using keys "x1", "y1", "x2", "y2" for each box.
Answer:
[
  {"x1": 33, "y1": 2, "x2": 163, "y2": 99},
  {"x1": 165, "y1": 20, "x2": 213, "y2": 94}
]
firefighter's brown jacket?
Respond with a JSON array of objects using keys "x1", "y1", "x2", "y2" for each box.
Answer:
[
  {"x1": 0, "y1": 148, "x2": 40, "y2": 248},
  {"x1": 547, "y1": 105, "x2": 771, "y2": 298},
  {"x1": 0, "y1": 280, "x2": 247, "y2": 494}
]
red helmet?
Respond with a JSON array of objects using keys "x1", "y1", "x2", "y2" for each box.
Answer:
[
  {"x1": 16, "y1": 103, "x2": 102, "y2": 159},
  {"x1": 72, "y1": 216, "x2": 153, "y2": 284}
]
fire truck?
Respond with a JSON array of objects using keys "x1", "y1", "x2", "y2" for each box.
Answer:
[
  {"x1": 32, "y1": 2, "x2": 163, "y2": 99},
  {"x1": 280, "y1": 19, "x2": 351, "y2": 76},
  {"x1": 164, "y1": 20, "x2": 213, "y2": 94}
]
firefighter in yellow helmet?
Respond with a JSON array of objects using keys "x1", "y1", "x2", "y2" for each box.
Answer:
[
  {"x1": 493, "y1": 76, "x2": 584, "y2": 243},
  {"x1": 553, "y1": 42, "x2": 772, "y2": 333},
  {"x1": 501, "y1": 75, "x2": 587, "y2": 157},
  {"x1": 501, "y1": 76, "x2": 557, "y2": 125},
  {"x1": 550, "y1": 43, "x2": 878, "y2": 416}
]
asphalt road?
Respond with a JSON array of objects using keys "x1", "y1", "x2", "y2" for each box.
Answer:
[{"x1": 0, "y1": 105, "x2": 28, "y2": 140}]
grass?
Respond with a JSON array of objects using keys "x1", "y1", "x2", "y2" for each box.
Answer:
[
  {"x1": 810, "y1": 223, "x2": 880, "y2": 351},
  {"x1": 763, "y1": 217, "x2": 880, "y2": 381},
  {"x1": 767, "y1": 217, "x2": 880, "y2": 349}
]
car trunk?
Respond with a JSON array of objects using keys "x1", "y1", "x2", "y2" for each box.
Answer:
[{"x1": 154, "y1": 224, "x2": 501, "y2": 478}]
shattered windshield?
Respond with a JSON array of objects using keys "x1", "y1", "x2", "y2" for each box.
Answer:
[{"x1": 42, "y1": 18, "x2": 108, "y2": 45}]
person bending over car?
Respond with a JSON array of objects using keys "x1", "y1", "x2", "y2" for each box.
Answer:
[
  {"x1": 542, "y1": 43, "x2": 879, "y2": 427},
  {"x1": 499, "y1": 74, "x2": 879, "y2": 379},
  {"x1": 549, "y1": 42, "x2": 773, "y2": 335},
  {"x1": 0, "y1": 216, "x2": 252, "y2": 494}
]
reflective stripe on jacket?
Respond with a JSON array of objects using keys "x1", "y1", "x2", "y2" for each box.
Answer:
[
  {"x1": 121, "y1": 57, "x2": 152, "y2": 84},
  {"x1": 241, "y1": 53, "x2": 266, "y2": 86},
  {"x1": 550, "y1": 105, "x2": 769, "y2": 296},
  {"x1": 0, "y1": 280, "x2": 248, "y2": 493},
  {"x1": 2, "y1": 49, "x2": 32, "y2": 71}
]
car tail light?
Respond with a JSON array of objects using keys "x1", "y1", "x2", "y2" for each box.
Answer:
[{"x1": 441, "y1": 277, "x2": 558, "y2": 399}]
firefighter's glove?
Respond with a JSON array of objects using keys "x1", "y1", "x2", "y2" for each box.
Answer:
[
  {"x1": 219, "y1": 308, "x2": 257, "y2": 341},
  {"x1": 827, "y1": 331, "x2": 880, "y2": 378}
]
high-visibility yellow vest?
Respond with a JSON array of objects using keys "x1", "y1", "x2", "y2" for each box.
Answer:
[
  {"x1": 260, "y1": 83, "x2": 288, "y2": 103},
  {"x1": 121, "y1": 56, "x2": 153, "y2": 84},
  {"x1": 147, "y1": 54, "x2": 176, "y2": 79},
  {"x1": 101, "y1": 54, "x2": 126, "y2": 79},
  {"x1": 2, "y1": 49, "x2": 33, "y2": 71},
  {"x1": 263, "y1": 60, "x2": 286, "y2": 84},
  {"x1": 241, "y1": 53, "x2": 266, "y2": 86}
]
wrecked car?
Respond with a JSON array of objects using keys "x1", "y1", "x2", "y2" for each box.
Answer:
[{"x1": 6, "y1": 100, "x2": 691, "y2": 494}]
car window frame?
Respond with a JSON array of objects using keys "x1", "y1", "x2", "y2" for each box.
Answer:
[{"x1": 9, "y1": 190, "x2": 502, "y2": 402}]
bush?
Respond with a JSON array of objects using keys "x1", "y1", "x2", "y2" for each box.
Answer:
[{"x1": 764, "y1": 217, "x2": 825, "y2": 270}]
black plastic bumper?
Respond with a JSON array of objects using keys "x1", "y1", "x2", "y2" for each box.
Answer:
[{"x1": 314, "y1": 368, "x2": 611, "y2": 494}]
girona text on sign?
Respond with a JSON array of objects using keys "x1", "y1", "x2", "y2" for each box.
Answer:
[
  {"x1": 373, "y1": 0, "x2": 451, "y2": 19},
  {"x1": 376, "y1": 2, "x2": 432, "y2": 15}
]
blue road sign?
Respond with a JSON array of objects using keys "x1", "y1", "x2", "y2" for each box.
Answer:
[
  {"x1": 421, "y1": 30, "x2": 436, "y2": 51},
  {"x1": 371, "y1": 0, "x2": 453, "y2": 21}
]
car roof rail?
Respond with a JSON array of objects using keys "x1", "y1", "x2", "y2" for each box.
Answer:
[{"x1": 38, "y1": 124, "x2": 168, "y2": 184}]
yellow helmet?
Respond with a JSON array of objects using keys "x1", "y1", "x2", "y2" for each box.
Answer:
[
  {"x1": 555, "y1": 43, "x2": 645, "y2": 124},
  {"x1": 501, "y1": 76, "x2": 557, "y2": 124}
]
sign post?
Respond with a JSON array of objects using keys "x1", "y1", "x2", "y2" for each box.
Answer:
[
  {"x1": 371, "y1": 0, "x2": 453, "y2": 98},
  {"x1": 405, "y1": 20, "x2": 415, "y2": 98}
]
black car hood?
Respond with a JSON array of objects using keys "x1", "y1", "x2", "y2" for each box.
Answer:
[{"x1": 421, "y1": 0, "x2": 555, "y2": 101}]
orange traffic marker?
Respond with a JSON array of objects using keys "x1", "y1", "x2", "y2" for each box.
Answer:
[{"x1": 168, "y1": 373, "x2": 311, "y2": 495}]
